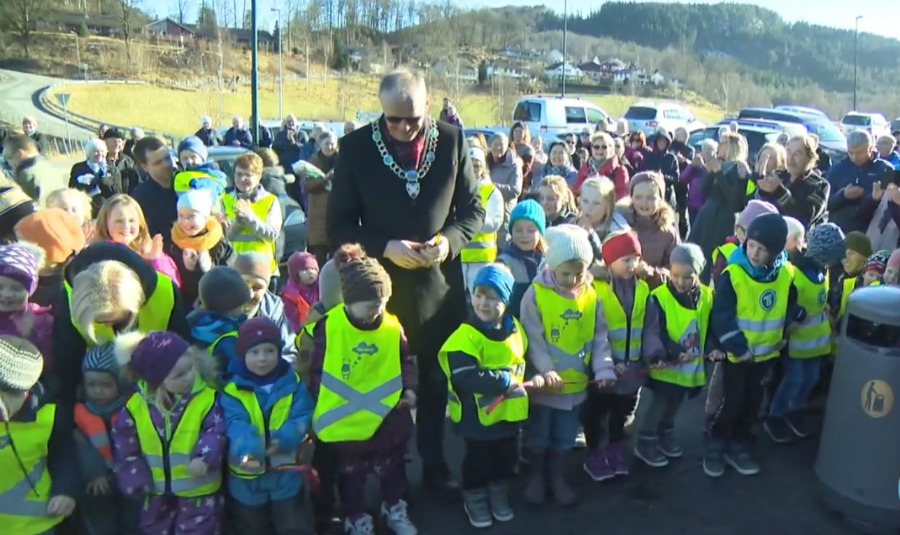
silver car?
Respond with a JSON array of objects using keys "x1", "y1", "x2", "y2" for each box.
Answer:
[{"x1": 624, "y1": 102, "x2": 705, "y2": 138}]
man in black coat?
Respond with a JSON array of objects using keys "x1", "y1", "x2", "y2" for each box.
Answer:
[
  {"x1": 22, "y1": 116, "x2": 48, "y2": 154},
  {"x1": 327, "y1": 69, "x2": 485, "y2": 499}
]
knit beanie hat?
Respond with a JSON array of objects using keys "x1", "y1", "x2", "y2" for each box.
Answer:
[
  {"x1": 176, "y1": 188, "x2": 213, "y2": 217},
  {"x1": 865, "y1": 250, "x2": 890, "y2": 274},
  {"x1": 0, "y1": 186, "x2": 35, "y2": 219},
  {"x1": 783, "y1": 216, "x2": 804, "y2": 239},
  {"x1": 102, "y1": 128, "x2": 125, "y2": 140},
  {"x1": 288, "y1": 251, "x2": 318, "y2": 283},
  {"x1": 236, "y1": 317, "x2": 282, "y2": 360},
  {"x1": 469, "y1": 147, "x2": 486, "y2": 164},
  {"x1": 545, "y1": 224, "x2": 594, "y2": 269},
  {"x1": 508, "y1": 199, "x2": 546, "y2": 235},
  {"x1": 629, "y1": 171, "x2": 665, "y2": 196},
  {"x1": 115, "y1": 331, "x2": 190, "y2": 389},
  {"x1": 0, "y1": 335, "x2": 43, "y2": 392},
  {"x1": 234, "y1": 252, "x2": 272, "y2": 283},
  {"x1": 601, "y1": 230, "x2": 642, "y2": 266},
  {"x1": 806, "y1": 223, "x2": 846, "y2": 267},
  {"x1": 333, "y1": 244, "x2": 392, "y2": 305},
  {"x1": 14, "y1": 208, "x2": 86, "y2": 265},
  {"x1": 177, "y1": 135, "x2": 208, "y2": 161},
  {"x1": 473, "y1": 264, "x2": 514, "y2": 305},
  {"x1": 0, "y1": 242, "x2": 44, "y2": 295},
  {"x1": 82, "y1": 343, "x2": 119, "y2": 376},
  {"x1": 889, "y1": 249, "x2": 900, "y2": 270},
  {"x1": 199, "y1": 266, "x2": 251, "y2": 313},
  {"x1": 737, "y1": 200, "x2": 779, "y2": 230},
  {"x1": 846, "y1": 231, "x2": 873, "y2": 258},
  {"x1": 745, "y1": 213, "x2": 788, "y2": 255},
  {"x1": 669, "y1": 243, "x2": 705, "y2": 274}
]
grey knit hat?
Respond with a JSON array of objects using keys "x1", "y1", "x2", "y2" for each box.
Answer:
[
  {"x1": 807, "y1": 223, "x2": 846, "y2": 267},
  {"x1": 0, "y1": 335, "x2": 43, "y2": 392},
  {"x1": 670, "y1": 243, "x2": 706, "y2": 274}
]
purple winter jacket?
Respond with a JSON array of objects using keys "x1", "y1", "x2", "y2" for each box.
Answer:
[
  {"x1": 112, "y1": 384, "x2": 226, "y2": 497},
  {"x1": 679, "y1": 163, "x2": 707, "y2": 211}
]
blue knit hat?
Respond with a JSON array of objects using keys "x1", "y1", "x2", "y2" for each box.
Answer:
[
  {"x1": 509, "y1": 199, "x2": 546, "y2": 235},
  {"x1": 473, "y1": 264, "x2": 514, "y2": 305},
  {"x1": 807, "y1": 223, "x2": 846, "y2": 267},
  {"x1": 177, "y1": 135, "x2": 208, "y2": 161}
]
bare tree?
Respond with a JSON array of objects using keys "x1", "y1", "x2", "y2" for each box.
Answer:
[
  {"x1": 176, "y1": 0, "x2": 192, "y2": 24},
  {"x1": 0, "y1": 0, "x2": 53, "y2": 57},
  {"x1": 117, "y1": 0, "x2": 142, "y2": 62}
]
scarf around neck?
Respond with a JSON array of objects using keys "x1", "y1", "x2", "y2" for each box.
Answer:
[
  {"x1": 588, "y1": 156, "x2": 608, "y2": 174},
  {"x1": 171, "y1": 218, "x2": 224, "y2": 251}
]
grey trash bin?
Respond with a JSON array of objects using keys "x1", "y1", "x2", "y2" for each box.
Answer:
[{"x1": 816, "y1": 286, "x2": 900, "y2": 533}]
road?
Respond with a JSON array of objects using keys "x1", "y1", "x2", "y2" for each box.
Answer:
[
  {"x1": 386, "y1": 392, "x2": 858, "y2": 535},
  {"x1": 0, "y1": 69, "x2": 92, "y2": 138}
]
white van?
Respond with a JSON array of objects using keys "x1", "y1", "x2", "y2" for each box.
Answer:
[{"x1": 512, "y1": 96, "x2": 609, "y2": 136}]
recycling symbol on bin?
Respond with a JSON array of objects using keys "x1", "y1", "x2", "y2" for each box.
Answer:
[{"x1": 861, "y1": 380, "x2": 894, "y2": 418}]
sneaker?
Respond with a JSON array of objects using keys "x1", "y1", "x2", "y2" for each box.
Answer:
[
  {"x1": 633, "y1": 435, "x2": 669, "y2": 468},
  {"x1": 724, "y1": 444, "x2": 761, "y2": 476},
  {"x1": 763, "y1": 416, "x2": 794, "y2": 444},
  {"x1": 381, "y1": 500, "x2": 418, "y2": 535},
  {"x1": 344, "y1": 514, "x2": 375, "y2": 535},
  {"x1": 657, "y1": 426, "x2": 684, "y2": 458},
  {"x1": 583, "y1": 447, "x2": 616, "y2": 481},
  {"x1": 785, "y1": 411, "x2": 814, "y2": 438},
  {"x1": 462, "y1": 489, "x2": 493, "y2": 528},
  {"x1": 606, "y1": 442, "x2": 629, "y2": 476},
  {"x1": 574, "y1": 427, "x2": 587, "y2": 449},
  {"x1": 703, "y1": 440, "x2": 725, "y2": 478},
  {"x1": 487, "y1": 481, "x2": 514, "y2": 522}
]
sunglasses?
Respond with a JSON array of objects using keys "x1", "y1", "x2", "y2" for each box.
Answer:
[
  {"x1": 592, "y1": 144, "x2": 608, "y2": 150},
  {"x1": 565, "y1": 140, "x2": 576, "y2": 144},
  {"x1": 385, "y1": 116, "x2": 423, "y2": 125}
]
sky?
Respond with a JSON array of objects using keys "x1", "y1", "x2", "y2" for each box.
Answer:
[{"x1": 156, "y1": 0, "x2": 900, "y2": 40}]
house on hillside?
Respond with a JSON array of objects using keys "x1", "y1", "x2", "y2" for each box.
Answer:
[
  {"x1": 547, "y1": 49, "x2": 565, "y2": 63},
  {"x1": 144, "y1": 18, "x2": 273, "y2": 47},
  {"x1": 432, "y1": 59, "x2": 478, "y2": 83},
  {"x1": 613, "y1": 67, "x2": 646, "y2": 85},
  {"x1": 499, "y1": 46, "x2": 542, "y2": 61},
  {"x1": 544, "y1": 62, "x2": 583, "y2": 82},
  {"x1": 600, "y1": 58, "x2": 627, "y2": 73},
  {"x1": 578, "y1": 57, "x2": 605, "y2": 82},
  {"x1": 650, "y1": 70, "x2": 665, "y2": 85},
  {"x1": 488, "y1": 61, "x2": 528, "y2": 80},
  {"x1": 41, "y1": 10, "x2": 123, "y2": 36},
  {"x1": 144, "y1": 18, "x2": 196, "y2": 39}
]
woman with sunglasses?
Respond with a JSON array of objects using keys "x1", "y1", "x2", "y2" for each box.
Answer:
[
  {"x1": 573, "y1": 131, "x2": 630, "y2": 199},
  {"x1": 626, "y1": 131, "x2": 648, "y2": 170}
]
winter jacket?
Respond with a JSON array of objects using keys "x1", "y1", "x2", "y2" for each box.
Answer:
[
  {"x1": 224, "y1": 127, "x2": 253, "y2": 149},
  {"x1": 0, "y1": 304, "x2": 53, "y2": 372},
  {"x1": 488, "y1": 151, "x2": 524, "y2": 227},
  {"x1": 248, "y1": 291, "x2": 297, "y2": 362},
  {"x1": 573, "y1": 156, "x2": 630, "y2": 199},
  {"x1": 131, "y1": 177, "x2": 179, "y2": 247},
  {"x1": 533, "y1": 163, "x2": 578, "y2": 190},
  {"x1": 751, "y1": 169, "x2": 830, "y2": 229},
  {"x1": 444, "y1": 314, "x2": 525, "y2": 440},
  {"x1": 303, "y1": 151, "x2": 337, "y2": 247},
  {"x1": 188, "y1": 309, "x2": 244, "y2": 382},
  {"x1": 496, "y1": 243, "x2": 543, "y2": 319},
  {"x1": 221, "y1": 364, "x2": 314, "y2": 506},
  {"x1": 711, "y1": 246, "x2": 805, "y2": 357},
  {"x1": 50, "y1": 242, "x2": 190, "y2": 408},
  {"x1": 280, "y1": 279, "x2": 318, "y2": 332},
  {"x1": 111, "y1": 379, "x2": 225, "y2": 498},
  {"x1": 272, "y1": 129, "x2": 305, "y2": 174},
  {"x1": 194, "y1": 127, "x2": 220, "y2": 147},
  {"x1": 679, "y1": 162, "x2": 707, "y2": 211},
  {"x1": 826, "y1": 155, "x2": 893, "y2": 232},
  {"x1": 689, "y1": 161, "x2": 749, "y2": 268},
  {"x1": 620, "y1": 204, "x2": 679, "y2": 288}
]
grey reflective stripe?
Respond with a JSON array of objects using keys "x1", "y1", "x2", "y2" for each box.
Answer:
[
  {"x1": 231, "y1": 234, "x2": 260, "y2": 243},
  {"x1": 447, "y1": 391, "x2": 461, "y2": 403},
  {"x1": 270, "y1": 452, "x2": 298, "y2": 467},
  {"x1": 736, "y1": 317, "x2": 784, "y2": 331},
  {"x1": 548, "y1": 344, "x2": 588, "y2": 373},
  {"x1": 144, "y1": 451, "x2": 194, "y2": 468},
  {"x1": 608, "y1": 327, "x2": 643, "y2": 341},
  {"x1": 464, "y1": 240, "x2": 496, "y2": 249},
  {"x1": 749, "y1": 342, "x2": 782, "y2": 355},
  {"x1": 497, "y1": 254, "x2": 528, "y2": 283},
  {"x1": 0, "y1": 459, "x2": 51, "y2": 517},
  {"x1": 170, "y1": 472, "x2": 220, "y2": 493},
  {"x1": 789, "y1": 334, "x2": 831, "y2": 351},
  {"x1": 313, "y1": 372, "x2": 403, "y2": 433},
  {"x1": 476, "y1": 389, "x2": 526, "y2": 408}
]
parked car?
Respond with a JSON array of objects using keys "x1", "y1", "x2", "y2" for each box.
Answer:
[
  {"x1": 774, "y1": 105, "x2": 829, "y2": 119},
  {"x1": 463, "y1": 127, "x2": 508, "y2": 142},
  {"x1": 890, "y1": 118, "x2": 900, "y2": 135},
  {"x1": 688, "y1": 125, "x2": 782, "y2": 162},
  {"x1": 840, "y1": 112, "x2": 889, "y2": 138},
  {"x1": 624, "y1": 102, "x2": 705, "y2": 138},
  {"x1": 512, "y1": 96, "x2": 609, "y2": 136},
  {"x1": 731, "y1": 109, "x2": 848, "y2": 158}
]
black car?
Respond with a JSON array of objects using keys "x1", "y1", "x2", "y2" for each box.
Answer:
[{"x1": 688, "y1": 125, "x2": 782, "y2": 162}]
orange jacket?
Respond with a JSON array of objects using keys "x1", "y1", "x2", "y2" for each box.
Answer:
[{"x1": 74, "y1": 403, "x2": 117, "y2": 465}]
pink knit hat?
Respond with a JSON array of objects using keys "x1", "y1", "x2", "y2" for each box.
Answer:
[{"x1": 737, "y1": 200, "x2": 779, "y2": 229}]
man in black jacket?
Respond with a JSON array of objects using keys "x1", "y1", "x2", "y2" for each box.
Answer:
[{"x1": 22, "y1": 116, "x2": 47, "y2": 154}]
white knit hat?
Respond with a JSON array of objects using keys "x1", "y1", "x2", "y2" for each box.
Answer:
[
  {"x1": 0, "y1": 335, "x2": 43, "y2": 392},
  {"x1": 177, "y1": 188, "x2": 213, "y2": 217},
  {"x1": 544, "y1": 224, "x2": 594, "y2": 269}
]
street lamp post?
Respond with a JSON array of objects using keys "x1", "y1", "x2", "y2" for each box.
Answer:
[
  {"x1": 71, "y1": 32, "x2": 82, "y2": 80},
  {"x1": 853, "y1": 15, "x2": 862, "y2": 111},
  {"x1": 271, "y1": 7, "x2": 284, "y2": 121},
  {"x1": 250, "y1": 0, "x2": 260, "y2": 145},
  {"x1": 562, "y1": 0, "x2": 568, "y2": 97}
]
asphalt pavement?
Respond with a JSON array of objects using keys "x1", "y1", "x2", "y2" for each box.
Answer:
[
  {"x1": 0, "y1": 69, "x2": 92, "y2": 138},
  {"x1": 391, "y1": 391, "x2": 856, "y2": 535}
]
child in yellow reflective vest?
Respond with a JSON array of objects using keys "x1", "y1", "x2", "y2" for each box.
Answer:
[
  {"x1": 583, "y1": 230, "x2": 664, "y2": 481},
  {"x1": 305, "y1": 244, "x2": 418, "y2": 535},
  {"x1": 112, "y1": 331, "x2": 226, "y2": 535},
  {"x1": 709, "y1": 200, "x2": 778, "y2": 284},
  {"x1": 439, "y1": 264, "x2": 528, "y2": 529},
  {"x1": 75, "y1": 343, "x2": 141, "y2": 535},
  {"x1": 764, "y1": 223, "x2": 846, "y2": 444},
  {"x1": 460, "y1": 147, "x2": 505, "y2": 297},
  {"x1": 0, "y1": 336, "x2": 78, "y2": 535},
  {"x1": 636, "y1": 244, "x2": 722, "y2": 469},
  {"x1": 705, "y1": 214, "x2": 805, "y2": 479},
  {"x1": 519, "y1": 225, "x2": 616, "y2": 507},
  {"x1": 829, "y1": 231, "x2": 872, "y2": 320},
  {"x1": 221, "y1": 318, "x2": 314, "y2": 534},
  {"x1": 496, "y1": 199, "x2": 546, "y2": 319}
]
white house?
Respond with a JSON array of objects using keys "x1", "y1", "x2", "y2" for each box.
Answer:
[
  {"x1": 613, "y1": 67, "x2": 646, "y2": 84},
  {"x1": 600, "y1": 58, "x2": 627, "y2": 72},
  {"x1": 547, "y1": 49, "x2": 564, "y2": 63},
  {"x1": 650, "y1": 70, "x2": 665, "y2": 85},
  {"x1": 544, "y1": 62, "x2": 583, "y2": 81},
  {"x1": 432, "y1": 59, "x2": 478, "y2": 82},
  {"x1": 500, "y1": 46, "x2": 541, "y2": 60},
  {"x1": 488, "y1": 61, "x2": 528, "y2": 79}
]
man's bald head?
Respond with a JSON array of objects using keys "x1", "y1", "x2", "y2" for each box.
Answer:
[{"x1": 379, "y1": 69, "x2": 427, "y2": 106}]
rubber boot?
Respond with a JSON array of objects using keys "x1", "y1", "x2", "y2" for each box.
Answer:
[
  {"x1": 547, "y1": 450, "x2": 577, "y2": 507},
  {"x1": 523, "y1": 449, "x2": 546, "y2": 505}
]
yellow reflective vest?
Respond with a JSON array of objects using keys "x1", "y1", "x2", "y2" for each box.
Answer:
[
  {"x1": 65, "y1": 271, "x2": 175, "y2": 346},
  {"x1": 712, "y1": 241, "x2": 738, "y2": 269},
  {"x1": 649, "y1": 284, "x2": 711, "y2": 388},
  {"x1": 789, "y1": 269, "x2": 832, "y2": 359},
  {"x1": 0, "y1": 404, "x2": 64, "y2": 535},
  {"x1": 460, "y1": 182, "x2": 498, "y2": 263},
  {"x1": 223, "y1": 191, "x2": 278, "y2": 272},
  {"x1": 594, "y1": 279, "x2": 648, "y2": 362},
  {"x1": 125, "y1": 385, "x2": 222, "y2": 497},
  {"x1": 223, "y1": 373, "x2": 302, "y2": 477},
  {"x1": 532, "y1": 284, "x2": 596, "y2": 394},
  {"x1": 725, "y1": 263, "x2": 794, "y2": 363},
  {"x1": 438, "y1": 320, "x2": 529, "y2": 426},
  {"x1": 312, "y1": 308, "x2": 403, "y2": 442},
  {"x1": 837, "y1": 276, "x2": 858, "y2": 320}
]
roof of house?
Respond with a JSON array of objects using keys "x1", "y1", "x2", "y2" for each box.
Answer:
[
  {"x1": 148, "y1": 18, "x2": 273, "y2": 41},
  {"x1": 145, "y1": 18, "x2": 195, "y2": 34}
]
